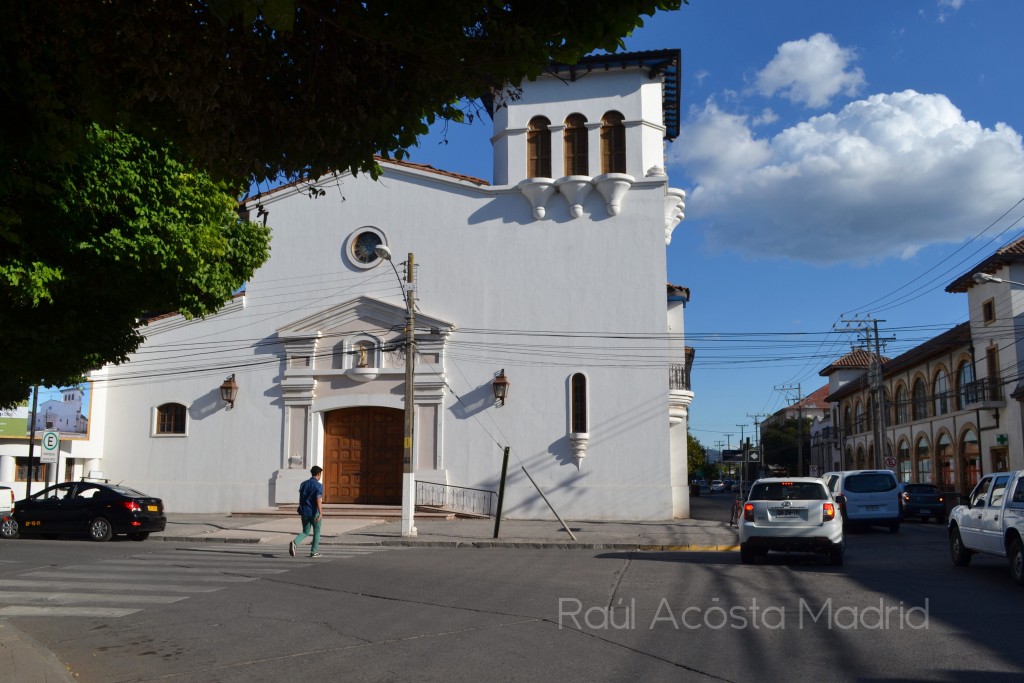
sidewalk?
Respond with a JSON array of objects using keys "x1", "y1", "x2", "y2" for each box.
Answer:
[{"x1": 156, "y1": 503, "x2": 739, "y2": 551}]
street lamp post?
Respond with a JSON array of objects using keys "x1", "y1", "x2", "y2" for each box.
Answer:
[
  {"x1": 376, "y1": 245, "x2": 417, "y2": 537},
  {"x1": 974, "y1": 272, "x2": 1024, "y2": 287}
]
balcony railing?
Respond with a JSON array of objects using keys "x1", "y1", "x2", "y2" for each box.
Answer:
[
  {"x1": 416, "y1": 482, "x2": 496, "y2": 517},
  {"x1": 669, "y1": 363, "x2": 690, "y2": 391}
]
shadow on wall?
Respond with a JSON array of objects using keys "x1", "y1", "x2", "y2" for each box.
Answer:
[{"x1": 449, "y1": 381, "x2": 496, "y2": 420}]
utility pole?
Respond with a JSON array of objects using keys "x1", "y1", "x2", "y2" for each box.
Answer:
[
  {"x1": 839, "y1": 316, "x2": 895, "y2": 471},
  {"x1": 402, "y1": 253, "x2": 417, "y2": 537},
  {"x1": 777, "y1": 384, "x2": 804, "y2": 475},
  {"x1": 747, "y1": 413, "x2": 765, "y2": 480}
]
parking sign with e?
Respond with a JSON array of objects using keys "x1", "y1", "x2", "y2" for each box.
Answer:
[{"x1": 41, "y1": 430, "x2": 59, "y2": 464}]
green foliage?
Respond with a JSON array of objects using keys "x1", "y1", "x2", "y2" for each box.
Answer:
[
  {"x1": 0, "y1": 127, "x2": 271, "y2": 407},
  {"x1": 760, "y1": 418, "x2": 812, "y2": 476},
  {"x1": 0, "y1": 1, "x2": 683, "y2": 407},
  {"x1": 687, "y1": 430, "x2": 708, "y2": 478},
  {"x1": 2, "y1": 1, "x2": 683, "y2": 187}
]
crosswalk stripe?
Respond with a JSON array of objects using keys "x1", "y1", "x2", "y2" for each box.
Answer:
[
  {"x1": 0, "y1": 579, "x2": 223, "y2": 593},
  {"x1": 22, "y1": 571, "x2": 255, "y2": 583},
  {"x1": 0, "y1": 591, "x2": 185, "y2": 605},
  {"x1": 0, "y1": 544, "x2": 399, "y2": 620},
  {"x1": 80, "y1": 564, "x2": 289, "y2": 575},
  {"x1": 0, "y1": 606, "x2": 142, "y2": 618}
]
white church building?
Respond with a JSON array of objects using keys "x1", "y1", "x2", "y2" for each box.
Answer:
[{"x1": 1, "y1": 49, "x2": 696, "y2": 519}]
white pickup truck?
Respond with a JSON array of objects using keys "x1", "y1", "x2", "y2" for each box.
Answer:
[{"x1": 948, "y1": 471, "x2": 1024, "y2": 585}]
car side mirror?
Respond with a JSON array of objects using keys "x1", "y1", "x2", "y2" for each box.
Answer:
[{"x1": 958, "y1": 495, "x2": 971, "y2": 508}]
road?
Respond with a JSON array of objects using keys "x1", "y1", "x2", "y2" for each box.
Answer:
[{"x1": 0, "y1": 497, "x2": 1021, "y2": 682}]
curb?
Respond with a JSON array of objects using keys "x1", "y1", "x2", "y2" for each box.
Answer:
[{"x1": 154, "y1": 535, "x2": 738, "y2": 551}]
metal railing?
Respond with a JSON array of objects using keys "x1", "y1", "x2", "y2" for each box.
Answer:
[
  {"x1": 669, "y1": 363, "x2": 690, "y2": 391},
  {"x1": 416, "y1": 481, "x2": 497, "y2": 517}
]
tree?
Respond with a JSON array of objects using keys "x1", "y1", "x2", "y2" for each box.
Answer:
[
  {"x1": 3, "y1": 1, "x2": 683, "y2": 187},
  {"x1": 1, "y1": 1, "x2": 682, "y2": 407},
  {"x1": 760, "y1": 418, "x2": 811, "y2": 476},
  {"x1": 687, "y1": 430, "x2": 708, "y2": 480},
  {"x1": 0, "y1": 126, "x2": 271, "y2": 407}
]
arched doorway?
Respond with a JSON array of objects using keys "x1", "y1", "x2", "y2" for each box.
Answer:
[{"x1": 322, "y1": 407, "x2": 403, "y2": 504}]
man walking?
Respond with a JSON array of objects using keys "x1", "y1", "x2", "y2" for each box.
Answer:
[{"x1": 290, "y1": 465, "x2": 323, "y2": 558}]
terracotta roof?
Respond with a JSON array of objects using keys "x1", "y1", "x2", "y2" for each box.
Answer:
[
  {"x1": 825, "y1": 323, "x2": 972, "y2": 403},
  {"x1": 485, "y1": 49, "x2": 682, "y2": 141},
  {"x1": 947, "y1": 234, "x2": 1024, "y2": 292},
  {"x1": 667, "y1": 283, "x2": 689, "y2": 301},
  {"x1": 242, "y1": 155, "x2": 489, "y2": 206},
  {"x1": 880, "y1": 322, "x2": 971, "y2": 375},
  {"x1": 798, "y1": 385, "x2": 833, "y2": 410},
  {"x1": 819, "y1": 348, "x2": 884, "y2": 376},
  {"x1": 377, "y1": 157, "x2": 489, "y2": 186}
]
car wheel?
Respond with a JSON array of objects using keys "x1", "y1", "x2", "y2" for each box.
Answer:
[
  {"x1": 0, "y1": 516, "x2": 19, "y2": 539},
  {"x1": 740, "y1": 543, "x2": 756, "y2": 564},
  {"x1": 127, "y1": 532, "x2": 150, "y2": 541},
  {"x1": 89, "y1": 517, "x2": 113, "y2": 542},
  {"x1": 889, "y1": 521, "x2": 900, "y2": 533},
  {"x1": 1009, "y1": 538, "x2": 1024, "y2": 586},
  {"x1": 950, "y1": 527, "x2": 973, "y2": 567},
  {"x1": 828, "y1": 543, "x2": 844, "y2": 566}
]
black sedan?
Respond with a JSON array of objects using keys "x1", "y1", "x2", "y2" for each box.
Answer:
[
  {"x1": 0, "y1": 481, "x2": 166, "y2": 542},
  {"x1": 900, "y1": 483, "x2": 946, "y2": 523}
]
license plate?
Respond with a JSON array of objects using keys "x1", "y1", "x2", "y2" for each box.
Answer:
[
  {"x1": 774, "y1": 510, "x2": 799, "y2": 517},
  {"x1": 865, "y1": 505, "x2": 880, "y2": 511},
  {"x1": 919, "y1": 509, "x2": 931, "y2": 514},
  {"x1": 147, "y1": 505, "x2": 158, "y2": 512}
]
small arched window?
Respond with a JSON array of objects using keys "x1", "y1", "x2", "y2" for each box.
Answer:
[
  {"x1": 563, "y1": 114, "x2": 588, "y2": 176},
  {"x1": 855, "y1": 402, "x2": 865, "y2": 433},
  {"x1": 915, "y1": 437, "x2": 932, "y2": 483},
  {"x1": 600, "y1": 111, "x2": 626, "y2": 173},
  {"x1": 956, "y1": 360, "x2": 976, "y2": 409},
  {"x1": 156, "y1": 403, "x2": 187, "y2": 435},
  {"x1": 527, "y1": 116, "x2": 552, "y2": 178},
  {"x1": 912, "y1": 379, "x2": 928, "y2": 421},
  {"x1": 894, "y1": 385, "x2": 908, "y2": 425},
  {"x1": 933, "y1": 369, "x2": 949, "y2": 415},
  {"x1": 570, "y1": 373, "x2": 588, "y2": 433}
]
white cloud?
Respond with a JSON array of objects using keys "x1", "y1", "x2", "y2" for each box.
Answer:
[
  {"x1": 755, "y1": 33, "x2": 866, "y2": 108},
  {"x1": 670, "y1": 90, "x2": 1024, "y2": 265}
]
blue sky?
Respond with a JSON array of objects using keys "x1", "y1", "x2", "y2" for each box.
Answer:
[{"x1": 402, "y1": 0, "x2": 1024, "y2": 449}]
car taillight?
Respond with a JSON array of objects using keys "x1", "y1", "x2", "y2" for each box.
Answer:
[
  {"x1": 121, "y1": 501, "x2": 141, "y2": 512},
  {"x1": 902, "y1": 492, "x2": 910, "y2": 501},
  {"x1": 938, "y1": 496, "x2": 944, "y2": 502},
  {"x1": 823, "y1": 502, "x2": 836, "y2": 521},
  {"x1": 743, "y1": 503, "x2": 755, "y2": 521}
]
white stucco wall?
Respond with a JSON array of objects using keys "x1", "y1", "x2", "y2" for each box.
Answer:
[{"x1": 90, "y1": 55, "x2": 687, "y2": 519}]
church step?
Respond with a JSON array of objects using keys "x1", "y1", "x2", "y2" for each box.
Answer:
[{"x1": 232, "y1": 504, "x2": 458, "y2": 519}]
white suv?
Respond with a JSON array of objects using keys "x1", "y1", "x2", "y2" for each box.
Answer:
[
  {"x1": 822, "y1": 470, "x2": 902, "y2": 532},
  {"x1": 738, "y1": 477, "x2": 845, "y2": 565}
]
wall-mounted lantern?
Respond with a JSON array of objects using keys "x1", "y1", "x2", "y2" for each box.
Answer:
[
  {"x1": 220, "y1": 374, "x2": 239, "y2": 409},
  {"x1": 492, "y1": 369, "x2": 510, "y2": 406}
]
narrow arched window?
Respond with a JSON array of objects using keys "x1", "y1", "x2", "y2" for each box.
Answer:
[
  {"x1": 933, "y1": 369, "x2": 949, "y2": 415},
  {"x1": 156, "y1": 403, "x2": 187, "y2": 435},
  {"x1": 912, "y1": 379, "x2": 928, "y2": 420},
  {"x1": 894, "y1": 385, "x2": 908, "y2": 425},
  {"x1": 956, "y1": 360, "x2": 975, "y2": 409},
  {"x1": 527, "y1": 116, "x2": 552, "y2": 178},
  {"x1": 564, "y1": 114, "x2": 588, "y2": 176},
  {"x1": 571, "y1": 373, "x2": 588, "y2": 433},
  {"x1": 600, "y1": 111, "x2": 626, "y2": 173}
]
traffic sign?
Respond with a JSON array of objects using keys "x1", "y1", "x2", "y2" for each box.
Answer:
[
  {"x1": 40, "y1": 430, "x2": 59, "y2": 464},
  {"x1": 884, "y1": 456, "x2": 897, "y2": 468}
]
